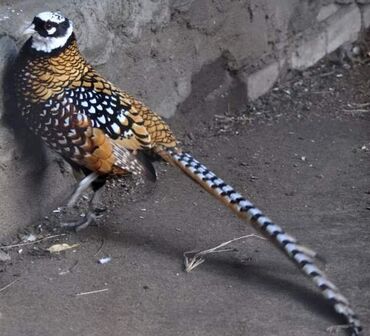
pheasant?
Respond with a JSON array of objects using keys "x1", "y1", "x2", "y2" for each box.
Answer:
[{"x1": 13, "y1": 11, "x2": 362, "y2": 335}]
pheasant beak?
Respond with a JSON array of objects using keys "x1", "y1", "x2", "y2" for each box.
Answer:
[{"x1": 23, "y1": 23, "x2": 36, "y2": 35}]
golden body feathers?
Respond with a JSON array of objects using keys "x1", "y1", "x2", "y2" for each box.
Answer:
[{"x1": 15, "y1": 37, "x2": 177, "y2": 175}]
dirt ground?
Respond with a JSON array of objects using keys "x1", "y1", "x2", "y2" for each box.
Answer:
[{"x1": 1, "y1": 49, "x2": 370, "y2": 335}]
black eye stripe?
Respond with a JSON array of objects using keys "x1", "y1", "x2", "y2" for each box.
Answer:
[
  {"x1": 32, "y1": 17, "x2": 69, "y2": 38},
  {"x1": 34, "y1": 18, "x2": 57, "y2": 29}
]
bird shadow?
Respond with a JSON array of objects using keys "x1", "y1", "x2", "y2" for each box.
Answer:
[{"x1": 82, "y1": 222, "x2": 352, "y2": 334}]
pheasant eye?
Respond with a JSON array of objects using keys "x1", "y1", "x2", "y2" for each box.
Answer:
[{"x1": 44, "y1": 22, "x2": 53, "y2": 30}]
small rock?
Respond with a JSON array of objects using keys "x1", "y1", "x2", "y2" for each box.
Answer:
[
  {"x1": 98, "y1": 257, "x2": 112, "y2": 264},
  {"x1": 21, "y1": 233, "x2": 37, "y2": 242},
  {"x1": 352, "y1": 45, "x2": 360, "y2": 56},
  {"x1": 0, "y1": 250, "x2": 11, "y2": 262}
]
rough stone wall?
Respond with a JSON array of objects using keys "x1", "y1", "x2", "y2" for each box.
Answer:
[{"x1": 0, "y1": 0, "x2": 369, "y2": 237}]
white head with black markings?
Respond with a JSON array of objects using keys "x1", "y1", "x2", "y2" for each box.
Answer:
[{"x1": 24, "y1": 12, "x2": 73, "y2": 53}]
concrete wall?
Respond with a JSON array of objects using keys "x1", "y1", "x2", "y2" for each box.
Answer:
[{"x1": 1, "y1": 0, "x2": 369, "y2": 237}]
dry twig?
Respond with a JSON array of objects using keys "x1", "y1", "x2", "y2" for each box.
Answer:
[
  {"x1": 343, "y1": 108, "x2": 370, "y2": 113},
  {"x1": 184, "y1": 234, "x2": 266, "y2": 272},
  {"x1": 350, "y1": 102, "x2": 370, "y2": 107},
  {"x1": 0, "y1": 279, "x2": 19, "y2": 293},
  {"x1": 1, "y1": 234, "x2": 66, "y2": 250},
  {"x1": 76, "y1": 288, "x2": 109, "y2": 296}
]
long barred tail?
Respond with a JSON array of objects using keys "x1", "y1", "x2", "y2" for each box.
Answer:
[{"x1": 159, "y1": 148, "x2": 362, "y2": 335}]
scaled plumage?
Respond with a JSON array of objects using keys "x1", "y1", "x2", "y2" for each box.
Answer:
[{"x1": 13, "y1": 12, "x2": 362, "y2": 335}]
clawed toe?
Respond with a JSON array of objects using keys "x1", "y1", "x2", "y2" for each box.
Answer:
[
  {"x1": 61, "y1": 211, "x2": 97, "y2": 231},
  {"x1": 61, "y1": 174, "x2": 106, "y2": 231}
]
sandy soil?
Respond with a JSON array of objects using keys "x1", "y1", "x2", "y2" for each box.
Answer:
[{"x1": 1, "y1": 51, "x2": 369, "y2": 335}]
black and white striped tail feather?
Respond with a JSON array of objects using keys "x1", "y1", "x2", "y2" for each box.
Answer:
[{"x1": 164, "y1": 148, "x2": 361, "y2": 335}]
